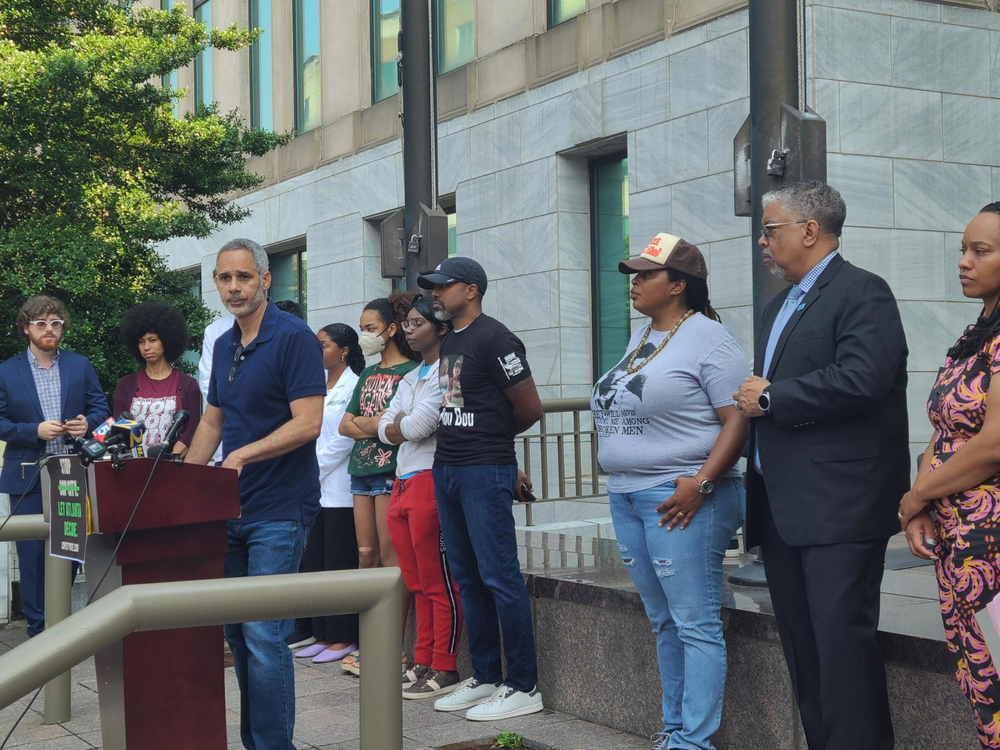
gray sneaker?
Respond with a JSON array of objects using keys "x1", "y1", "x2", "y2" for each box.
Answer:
[
  {"x1": 402, "y1": 662, "x2": 430, "y2": 688},
  {"x1": 403, "y1": 669, "x2": 461, "y2": 700}
]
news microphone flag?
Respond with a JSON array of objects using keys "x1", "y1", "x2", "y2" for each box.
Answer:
[
  {"x1": 92, "y1": 417, "x2": 115, "y2": 443},
  {"x1": 109, "y1": 418, "x2": 146, "y2": 449}
]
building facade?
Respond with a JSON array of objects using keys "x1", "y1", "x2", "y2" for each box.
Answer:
[{"x1": 157, "y1": 0, "x2": 1000, "y2": 510}]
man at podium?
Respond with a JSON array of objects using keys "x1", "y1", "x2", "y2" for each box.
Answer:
[
  {"x1": 0, "y1": 295, "x2": 108, "y2": 637},
  {"x1": 185, "y1": 238, "x2": 325, "y2": 750}
]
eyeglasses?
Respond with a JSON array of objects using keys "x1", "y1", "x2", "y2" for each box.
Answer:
[
  {"x1": 401, "y1": 318, "x2": 428, "y2": 332},
  {"x1": 28, "y1": 320, "x2": 65, "y2": 331},
  {"x1": 760, "y1": 221, "x2": 807, "y2": 240},
  {"x1": 228, "y1": 345, "x2": 245, "y2": 385}
]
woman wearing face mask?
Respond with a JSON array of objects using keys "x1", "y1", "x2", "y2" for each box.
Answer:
[
  {"x1": 379, "y1": 296, "x2": 464, "y2": 700},
  {"x1": 339, "y1": 291, "x2": 420, "y2": 676}
]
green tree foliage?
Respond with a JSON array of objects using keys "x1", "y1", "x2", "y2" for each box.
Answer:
[{"x1": 0, "y1": 0, "x2": 289, "y2": 396}]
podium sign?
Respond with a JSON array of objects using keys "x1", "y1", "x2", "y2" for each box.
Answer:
[{"x1": 42, "y1": 455, "x2": 89, "y2": 564}]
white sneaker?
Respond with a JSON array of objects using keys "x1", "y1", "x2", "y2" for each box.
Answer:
[
  {"x1": 433, "y1": 677, "x2": 501, "y2": 712},
  {"x1": 465, "y1": 685, "x2": 544, "y2": 722}
]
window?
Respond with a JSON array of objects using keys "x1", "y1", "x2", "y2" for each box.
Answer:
[
  {"x1": 294, "y1": 0, "x2": 322, "y2": 134},
  {"x1": 436, "y1": 0, "x2": 474, "y2": 75},
  {"x1": 439, "y1": 201, "x2": 457, "y2": 258},
  {"x1": 182, "y1": 268, "x2": 203, "y2": 368},
  {"x1": 549, "y1": 0, "x2": 586, "y2": 26},
  {"x1": 250, "y1": 0, "x2": 273, "y2": 130},
  {"x1": 270, "y1": 249, "x2": 308, "y2": 316},
  {"x1": 161, "y1": 0, "x2": 179, "y2": 118},
  {"x1": 590, "y1": 155, "x2": 630, "y2": 378},
  {"x1": 194, "y1": 1, "x2": 213, "y2": 111},
  {"x1": 372, "y1": 0, "x2": 401, "y2": 102}
]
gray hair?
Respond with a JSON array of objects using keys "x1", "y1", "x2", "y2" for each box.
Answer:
[
  {"x1": 216, "y1": 238, "x2": 269, "y2": 275},
  {"x1": 761, "y1": 180, "x2": 847, "y2": 239}
]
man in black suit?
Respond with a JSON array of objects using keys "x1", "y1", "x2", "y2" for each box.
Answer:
[{"x1": 734, "y1": 181, "x2": 908, "y2": 750}]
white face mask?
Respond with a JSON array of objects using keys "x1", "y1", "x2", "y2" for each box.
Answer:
[{"x1": 359, "y1": 330, "x2": 387, "y2": 357}]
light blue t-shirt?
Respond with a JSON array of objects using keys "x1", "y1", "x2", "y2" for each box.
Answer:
[{"x1": 590, "y1": 313, "x2": 749, "y2": 494}]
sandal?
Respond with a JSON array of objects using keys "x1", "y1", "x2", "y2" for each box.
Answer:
[
  {"x1": 344, "y1": 650, "x2": 409, "y2": 677},
  {"x1": 340, "y1": 650, "x2": 360, "y2": 674}
]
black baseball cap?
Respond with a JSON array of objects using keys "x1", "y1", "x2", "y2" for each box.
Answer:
[{"x1": 417, "y1": 257, "x2": 489, "y2": 295}]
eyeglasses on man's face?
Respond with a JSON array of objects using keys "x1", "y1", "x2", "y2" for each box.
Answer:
[
  {"x1": 760, "y1": 221, "x2": 807, "y2": 240},
  {"x1": 229, "y1": 345, "x2": 245, "y2": 385},
  {"x1": 28, "y1": 319, "x2": 65, "y2": 331}
]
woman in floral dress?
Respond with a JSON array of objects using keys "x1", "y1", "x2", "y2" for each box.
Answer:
[{"x1": 899, "y1": 203, "x2": 1000, "y2": 749}]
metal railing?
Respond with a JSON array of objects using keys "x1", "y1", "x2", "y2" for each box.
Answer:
[
  {"x1": 0, "y1": 515, "x2": 71, "y2": 723},
  {"x1": 520, "y1": 397, "x2": 607, "y2": 527},
  {"x1": 0, "y1": 569, "x2": 403, "y2": 750}
]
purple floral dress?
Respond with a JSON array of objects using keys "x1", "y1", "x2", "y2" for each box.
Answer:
[{"x1": 927, "y1": 335, "x2": 1000, "y2": 749}]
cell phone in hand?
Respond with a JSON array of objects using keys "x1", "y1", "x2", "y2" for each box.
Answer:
[{"x1": 519, "y1": 483, "x2": 536, "y2": 503}]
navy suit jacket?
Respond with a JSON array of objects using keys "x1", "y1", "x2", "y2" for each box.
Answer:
[
  {"x1": 745, "y1": 254, "x2": 911, "y2": 549},
  {"x1": 0, "y1": 349, "x2": 109, "y2": 496}
]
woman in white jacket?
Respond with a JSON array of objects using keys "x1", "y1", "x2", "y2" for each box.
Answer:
[
  {"x1": 293, "y1": 324, "x2": 365, "y2": 663},
  {"x1": 380, "y1": 296, "x2": 464, "y2": 699}
]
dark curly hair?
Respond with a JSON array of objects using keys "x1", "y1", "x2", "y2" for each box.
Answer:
[
  {"x1": 667, "y1": 269, "x2": 722, "y2": 322},
  {"x1": 364, "y1": 291, "x2": 420, "y2": 362},
  {"x1": 947, "y1": 202, "x2": 1000, "y2": 363},
  {"x1": 119, "y1": 301, "x2": 190, "y2": 364},
  {"x1": 320, "y1": 323, "x2": 366, "y2": 375}
]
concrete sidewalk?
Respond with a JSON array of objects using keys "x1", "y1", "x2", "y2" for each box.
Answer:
[{"x1": 0, "y1": 624, "x2": 654, "y2": 750}]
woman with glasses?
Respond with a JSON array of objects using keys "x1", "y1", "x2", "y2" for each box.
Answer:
[
  {"x1": 113, "y1": 301, "x2": 201, "y2": 453},
  {"x1": 379, "y1": 296, "x2": 464, "y2": 700},
  {"x1": 292, "y1": 324, "x2": 366, "y2": 663},
  {"x1": 338, "y1": 291, "x2": 420, "y2": 676},
  {"x1": 590, "y1": 234, "x2": 748, "y2": 750}
]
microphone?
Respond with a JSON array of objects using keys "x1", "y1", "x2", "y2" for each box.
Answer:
[
  {"x1": 146, "y1": 410, "x2": 189, "y2": 461},
  {"x1": 161, "y1": 410, "x2": 189, "y2": 452},
  {"x1": 91, "y1": 416, "x2": 115, "y2": 443},
  {"x1": 77, "y1": 412, "x2": 145, "y2": 466},
  {"x1": 107, "y1": 416, "x2": 146, "y2": 450}
]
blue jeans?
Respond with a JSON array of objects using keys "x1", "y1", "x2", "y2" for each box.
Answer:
[
  {"x1": 224, "y1": 520, "x2": 307, "y2": 750},
  {"x1": 609, "y1": 478, "x2": 744, "y2": 750},
  {"x1": 14, "y1": 489, "x2": 44, "y2": 637},
  {"x1": 433, "y1": 463, "x2": 537, "y2": 693}
]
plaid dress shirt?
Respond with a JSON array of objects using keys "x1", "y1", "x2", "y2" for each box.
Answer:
[{"x1": 27, "y1": 349, "x2": 64, "y2": 455}]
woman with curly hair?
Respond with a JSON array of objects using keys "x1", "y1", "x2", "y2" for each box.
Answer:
[
  {"x1": 113, "y1": 301, "x2": 201, "y2": 453},
  {"x1": 338, "y1": 291, "x2": 420, "y2": 676}
]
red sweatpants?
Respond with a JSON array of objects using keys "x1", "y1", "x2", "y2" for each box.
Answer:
[{"x1": 387, "y1": 470, "x2": 463, "y2": 671}]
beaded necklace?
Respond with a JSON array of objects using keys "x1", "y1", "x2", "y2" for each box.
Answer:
[{"x1": 625, "y1": 309, "x2": 696, "y2": 375}]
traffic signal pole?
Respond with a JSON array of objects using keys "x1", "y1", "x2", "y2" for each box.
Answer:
[
  {"x1": 399, "y1": 0, "x2": 438, "y2": 291},
  {"x1": 730, "y1": 0, "x2": 827, "y2": 587}
]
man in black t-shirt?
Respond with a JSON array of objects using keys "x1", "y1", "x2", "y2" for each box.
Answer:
[{"x1": 417, "y1": 258, "x2": 545, "y2": 721}]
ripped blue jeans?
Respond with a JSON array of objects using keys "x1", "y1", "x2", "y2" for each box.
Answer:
[{"x1": 609, "y1": 477, "x2": 743, "y2": 750}]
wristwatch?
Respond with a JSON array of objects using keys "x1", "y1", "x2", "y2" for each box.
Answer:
[
  {"x1": 694, "y1": 472, "x2": 715, "y2": 495},
  {"x1": 758, "y1": 387, "x2": 772, "y2": 414}
]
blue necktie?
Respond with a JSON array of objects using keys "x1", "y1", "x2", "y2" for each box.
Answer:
[{"x1": 754, "y1": 285, "x2": 806, "y2": 473}]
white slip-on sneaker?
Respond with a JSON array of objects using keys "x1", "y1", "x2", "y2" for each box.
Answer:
[
  {"x1": 433, "y1": 677, "x2": 502, "y2": 712},
  {"x1": 465, "y1": 684, "x2": 544, "y2": 722}
]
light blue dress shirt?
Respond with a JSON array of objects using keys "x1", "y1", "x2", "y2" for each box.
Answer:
[{"x1": 754, "y1": 251, "x2": 839, "y2": 473}]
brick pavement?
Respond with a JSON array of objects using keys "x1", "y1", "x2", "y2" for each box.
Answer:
[{"x1": 0, "y1": 624, "x2": 653, "y2": 750}]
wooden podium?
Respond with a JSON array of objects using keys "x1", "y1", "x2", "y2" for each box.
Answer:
[{"x1": 84, "y1": 458, "x2": 240, "y2": 750}]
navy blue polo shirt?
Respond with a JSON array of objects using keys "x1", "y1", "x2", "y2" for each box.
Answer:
[{"x1": 208, "y1": 300, "x2": 326, "y2": 524}]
